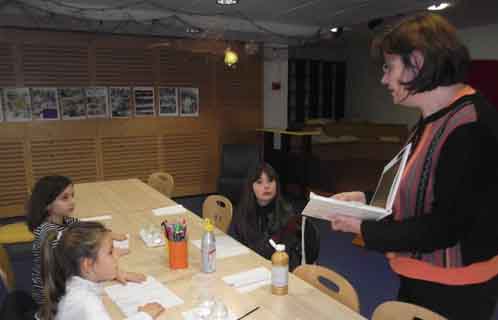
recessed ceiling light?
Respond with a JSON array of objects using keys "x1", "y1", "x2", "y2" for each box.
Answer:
[
  {"x1": 427, "y1": 2, "x2": 451, "y2": 11},
  {"x1": 216, "y1": 0, "x2": 239, "y2": 5},
  {"x1": 330, "y1": 27, "x2": 339, "y2": 33}
]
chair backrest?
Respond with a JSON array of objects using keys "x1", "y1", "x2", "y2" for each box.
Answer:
[
  {"x1": 293, "y1": 264, "x2": 359, "y2": 312},
  {"x1": 147, "y1": 172, "x2": 175, "y2": 197},
  {"x1": 372, "y1": 301, "x2": 447, "y2": 320},
  {"x1": 0, "y1": 244, "x2": 14, "y2": 289},
  {"x1": 202, "y1": 195, "x2": 233, "y2": 233}
]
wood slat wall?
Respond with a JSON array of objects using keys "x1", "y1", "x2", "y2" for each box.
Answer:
[{"x1": 0, "y1": 29, "x2": 262, "y2": 218}]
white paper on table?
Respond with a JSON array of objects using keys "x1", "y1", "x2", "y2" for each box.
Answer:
[
  {"x1": 182, "y1": 308, "x2": 237, "y2": 320},
  {"x1": 191, "y1": 236, "x2": 250, "y2": 259},
  {"x1": 80, "y1": 215, "x2": 112, "y2": 222},
  {"x1": 222, "y1": 267, "x2": 271, "y2": 293},
  {"x1": 152, "y1": 205, "x2": 186, "y2": 216},
  {"x1": 104, "y1": 276, "x2": 183, "y2": 317}
]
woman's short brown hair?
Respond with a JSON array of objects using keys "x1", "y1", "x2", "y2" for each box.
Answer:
[{"x1": 371, "y1": 12, "x2": 470, "y2": 94}]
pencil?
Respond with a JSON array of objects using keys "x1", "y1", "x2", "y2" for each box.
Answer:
[{"x1": 236, "y1": 306, "x2": 260, "y2": 320}]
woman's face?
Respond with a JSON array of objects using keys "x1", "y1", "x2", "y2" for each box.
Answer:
[
  {"x1": 381, "y1": 53, "x2": 418, "y2": 107},
  {"x1": 252, "y1": 171, "x2": 277, "y2": 207}
]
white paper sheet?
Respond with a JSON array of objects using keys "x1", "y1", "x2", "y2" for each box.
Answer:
[
  {"x1": 191, "y1": 236, "x2": 250, "y2": 259},
  {"x1": 152, "y1": 205, "x2": 186, "y2": 216},
  {"x1": 80, "y1": 215, "x2": 112, "y2": 221},
  {"x1": 104, "y1": 276, "x2": 183, "y2": 317},
  {"x1": 222, "y1": 267, "x2": 271, "y2": 293}
]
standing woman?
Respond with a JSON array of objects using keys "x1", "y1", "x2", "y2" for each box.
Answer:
[
  {"x1": 228, "y1": 162, "x2": 319, "y2": 271},
  {"x1": 329, "y1": 13, "x2": 498, "y2": 319}
]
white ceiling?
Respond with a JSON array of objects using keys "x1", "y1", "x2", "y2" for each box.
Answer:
[{"x1": 0, "y1": 0, "x2": 497, "y2": 45}]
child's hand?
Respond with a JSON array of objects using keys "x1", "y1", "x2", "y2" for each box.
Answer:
[
  {"x1": 116, "y1": 270, "x2": 146, "y2": 284},
  {"x1": 138, "y1": 302, "x2": 164, "y2": 319},
  {"x1": 112, "y1": 232, "x2": 128, "y2": 241}
]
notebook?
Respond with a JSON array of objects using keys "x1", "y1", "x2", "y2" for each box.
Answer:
[{"x1": 302, "y1": 143, "x2": 412, "y2": 221}]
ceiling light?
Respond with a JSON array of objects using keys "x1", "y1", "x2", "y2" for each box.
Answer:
[
  {"x1": 330, "y1": 27, "x2": 339, "y2": 33},
  {"x1": 224, "y1": 47, "x2": 238, "y2": 67},
  {"x1": 427, "y1": 2, "x2": 451, "y2": 10},
  {"x1": 186, "y1": 27, "x2": 202, "y2": 33},
  {"x1": 216, "y1": 0, "x2": 239, "y2": 5}
]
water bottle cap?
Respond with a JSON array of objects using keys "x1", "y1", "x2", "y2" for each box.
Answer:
[{"x1": 204, "y1": 218, "x2": 214, "y2": 232}]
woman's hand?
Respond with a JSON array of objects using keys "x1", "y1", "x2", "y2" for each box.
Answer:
[
  {"x1": 330, "y1": 215, "x2": 362, "y2": 235},
  {"x1": 331, "y1": 191, "x2": 366, "y2": 203},
  {"x1": 139, "y1": 302, "x2": 165, "y2": 319},
  {"x1": 116, "y1": 270, "x2": 146, "y2": 284}
]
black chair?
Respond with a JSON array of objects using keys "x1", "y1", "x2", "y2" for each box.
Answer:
[{"x1": 217, "y1": 144, "x2": 261, "y2": 205}]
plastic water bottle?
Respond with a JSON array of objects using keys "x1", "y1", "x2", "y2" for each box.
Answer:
[
  {"x1": 269, "y1": 239, "x2": 289, "y2": 295},
  {"x1": 201, "y1": 218, "x2": 216, "y2": 273}
]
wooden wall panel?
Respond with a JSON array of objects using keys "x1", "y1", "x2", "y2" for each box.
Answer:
[
  {"x1": 22, "y1": 44, "x2": 89, "y2": 86},
  {"x1": 30, "y1": 138, "x2": 98, "y2": 183},
  {"x1": 101, "y1": 136, "x2": 158, "y2": 181},
  {"x1": 95, "y1": 47, "x2": 154, "y2": 86},
  {"x1": 0, "y1": 43, "x2": 15, "y2": 86},
  {"x1": 0, "y1": 29, "x2": 263, "y2": 217},
  {"x1": 0, "y1": 140, "x2": 28, "y2": 217}
]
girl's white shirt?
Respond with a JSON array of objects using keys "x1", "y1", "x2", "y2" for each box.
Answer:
[{"x1": 55, "y1": 276, "x2": 152, "y2": 320}]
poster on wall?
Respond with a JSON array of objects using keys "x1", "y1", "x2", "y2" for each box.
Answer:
[
  {"x1": 86, "y1": 87, "x2": 108, "y2": 118},
  {"x1": 3, "y1": 87, "x2": 31, "y2": 122},
  {"x1": 179, "y1": 87, "x2": 199, "y2": 117},
  {"x1": 158, "y1": 87, "x2": 178, "y2": 116},
  {"x1": 109, "y1": 87, "x2": 131, "y2": 118},
  {"x1": 133, "y1": 87, "x2": 155, "y2": 117},
  {"x1": 58, "y1": 88, "x2": 86, "y2": 120},
  {"x1": 30, "y1": 88, "x2": 59, "y2": 120}
]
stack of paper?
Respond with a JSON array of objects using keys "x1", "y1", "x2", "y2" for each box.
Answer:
[
  {"x1": 191, "y1": 236, "x2": 250, "y2": 259},
  {"x1": 152, "y1": 205, "x2": 186, "y2": 216},
  {"x1": 104, "y1": 276, "x2": 183, "y2": 317},
  {"x1": 222, "y1": 267, "x2": 271, "y2": 293}
]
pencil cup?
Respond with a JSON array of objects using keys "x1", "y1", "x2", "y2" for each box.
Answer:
[{"x1": 168, "y1": 239, "x2": 188, "y2": 269}]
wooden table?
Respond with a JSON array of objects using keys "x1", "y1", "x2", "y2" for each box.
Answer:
[{"x1": 73, "y1": 179, "x2": 365, "y2": 320}]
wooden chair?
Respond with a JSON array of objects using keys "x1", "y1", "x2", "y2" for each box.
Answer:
[
  {"x1": 293, "y1": 264, "x2": 360, "y2": 312},
  {"x1": 372, "y1": 301, "x2": 447, "y2": 320},
  {"x1": 147, "y1": 172, "x2": 175, "y2": 197},
  {"x1": 0, "y1": 244, "x2": 15, "y2": 289},
  {"x1": 202, "y1": 195, "x2": 233, "y2": 233}
]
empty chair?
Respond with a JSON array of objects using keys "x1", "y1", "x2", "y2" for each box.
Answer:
[
  {"x1": 147, "y1": 172, "x2": 175, "y2": 197},
  {"x1": 202, "y1": 195, "x2": 233, "y2": 233},
  {"x1": 371, "y1": 301, "x2": 447, "y2": 320},
  {"x1": 0, "y1": 244, "x2": 14, "y2": 290},
  {"x1": 293, "y1": 264, "x2": 360, "y2": 313},
  {"x1": 0, "y1": 222, "x2": 34, "y2": 246}
]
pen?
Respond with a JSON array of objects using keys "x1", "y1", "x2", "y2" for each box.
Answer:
[{"x1": 236, "y1": 306, "x2": 260, "y2": 320}]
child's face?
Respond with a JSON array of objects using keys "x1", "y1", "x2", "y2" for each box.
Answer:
[
  {"x1": 252, "y1": 172, "x2": 277, "y2": 207},
  {"x1": 47, "y1": 184, "x2": 75, "y2": 217},
  {"x1": 91, "y1": 233, "x2": 118, "y2": 282}
]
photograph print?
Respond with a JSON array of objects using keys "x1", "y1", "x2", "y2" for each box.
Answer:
[
  {"x1": 158, "y1": 87, "x2": 178, "y2": 116},
  {"x1": 86, "y1": 87, "x2": 108, "y2": 118},
  {"x1": 179, "y1": 87, "x2": 199, "y2": 117},
  {"x1": 58, "y1": 88, "x2": 86, "y2": 120},
  {"x1": 30, "y1": 87, "x2": 59, "y2": 120},
  {"x1": 3, "y1": 87, "x2": 31, "y2": 122},
  {"x1": 133, "y1": 87, "x2": 155, "y2": 117},
  {"x1": 109, "y1": 87, "x2": 131, "y2": 118}
]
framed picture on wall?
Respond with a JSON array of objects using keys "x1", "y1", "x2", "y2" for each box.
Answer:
[
  {"x1": 133, "y1": 87, "x2": 155, "y2": 117},
  {"x1": 58, "y1": 88, "x2": 86, "y2": 120},
  {"x1": 30, "y1": 87, "x2": 59, "y2": 120},
  {"x1": 158, "y1": 87, "x2": 178, "y2": 116},
  {"x1": 86, "y1": 87, "x2": 108, "y2": 118},
  {"x1": 3, "y1": 87, "x2": 31, "y2": 122},
  {"x1": 109, "y1": 87, "x2": 131, "y2": 118},
  {"x1": 179, "y1": 87, "x2": 199, "y2": 117}
]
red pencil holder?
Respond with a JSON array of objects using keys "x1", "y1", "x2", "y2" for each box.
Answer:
[{"x1": 168, "y1": 239, "x2": 188, "y2": 269}]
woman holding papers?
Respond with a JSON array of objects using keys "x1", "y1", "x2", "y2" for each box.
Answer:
[
  {"x1": 329, "y1": 13, "x2": 498, "y2": 320},
  {"x1": 229, "y1": 162, "x2": 319, "y2": 271},
  {"x1": 40, "y1": 221, "x2": 164, "y2": 320}
]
